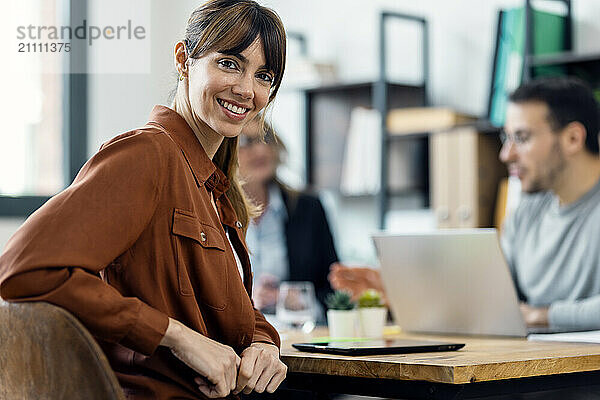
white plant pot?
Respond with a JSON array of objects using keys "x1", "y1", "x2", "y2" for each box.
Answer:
[
  {"x1": 327, "y1": 309, "x2": 358, "y2": 338},
  {"x1": 359, "y1": 307, "x2": 387, "y2": 338}
]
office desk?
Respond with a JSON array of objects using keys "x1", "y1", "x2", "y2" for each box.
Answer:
[{"x1": 279, "y1": 328, "x2": 600, "y2": 399}]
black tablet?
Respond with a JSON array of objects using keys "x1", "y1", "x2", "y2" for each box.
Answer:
[{"x1": 292, "y1": 339, "x2": 465, "y2": 356}]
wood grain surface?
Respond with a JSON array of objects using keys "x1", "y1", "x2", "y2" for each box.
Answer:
[
  {"x1": 280, "y1": 327, "x2": 600, "y2": 384},
  {"x1": 0, "y1": 300, "x2": 125, "y2": 400}
]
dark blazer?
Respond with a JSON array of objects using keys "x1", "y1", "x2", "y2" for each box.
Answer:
[{"x1": 279, "y1": 183, "x2": 339, "y2": 312}]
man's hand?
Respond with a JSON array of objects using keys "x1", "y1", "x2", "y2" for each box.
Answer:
[
  {"x1": 520, "y1": 302, "x2": 549, "y2": 327},
  {"x1": 160, "y1": 318, "x2": 241, "y2": 398},
  {"x1": 234, "y1": 342, "x2": 287, "y2": 395},
  {"x1": 328, "y1": 262, "x2": 385, "y2": 301}
]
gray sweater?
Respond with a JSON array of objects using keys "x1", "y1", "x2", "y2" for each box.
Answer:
[{"x1": 501, "y1": 178, "x2": 600, "y2": 330}]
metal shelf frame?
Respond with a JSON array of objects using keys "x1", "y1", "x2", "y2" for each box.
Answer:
[
  {"x1": 301, "y1": 11, "x2": 430, "y2": 230},
  {"x1": 375, "y1": 12, "x2": 429, "y2": 228}
]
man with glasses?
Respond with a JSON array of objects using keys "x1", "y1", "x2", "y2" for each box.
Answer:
[
  {"x1": 498, "y1": 76, "x2": 600, "y2": 330},
  {"x1": 330, "y1": 76, "x2": 600, "y2": 331}
]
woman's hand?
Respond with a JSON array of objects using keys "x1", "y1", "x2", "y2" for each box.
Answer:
[
  {"x1": 160, "y1": 318, "x2": 241, "y2": 398},
  {"x1": 234, "y1": 342, "x2": 287, "y2": 395}
]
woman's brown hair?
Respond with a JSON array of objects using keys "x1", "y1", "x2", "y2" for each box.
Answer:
[{"x1": 176, "y1": 0, "x2": 286, "y2": 231}]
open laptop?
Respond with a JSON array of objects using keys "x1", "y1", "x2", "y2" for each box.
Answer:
[{"x1": 372, "y1": 229, "x2": 530, "y2": 337}]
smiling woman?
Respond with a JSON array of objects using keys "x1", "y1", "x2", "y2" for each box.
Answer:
[
  {"x1": 173, "y1": 0, "x2": 286, "y2": 230},
  {"x1": 0, "y1": 1, "x2": 288, "y2": 399}
]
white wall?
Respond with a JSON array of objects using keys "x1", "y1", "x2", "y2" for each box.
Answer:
[
  {"x1": 5, "y1": 0, "x2": 598, "y2": 261},
  {"x1": 87, "y1": 0, "x2": 201, "y2": 153},
  {"x1": 0, "y1": 219, "x2": 25, "y2": 252}
]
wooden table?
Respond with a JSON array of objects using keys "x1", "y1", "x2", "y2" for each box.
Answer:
[{"x1": 279, "y1": 328, "x2": 600, "y2": 399}]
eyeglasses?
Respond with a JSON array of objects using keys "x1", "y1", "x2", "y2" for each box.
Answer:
[
  {"x1": 239, "y1": 134, "x2": 276, "y2": 148},
  {"x1": 499, "y1": 130, "x2": 532, "y2": 146}
]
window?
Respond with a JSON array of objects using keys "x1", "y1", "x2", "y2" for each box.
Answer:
[{"x1": 0, "y1": 0, "x2": 87, "y2": 216}]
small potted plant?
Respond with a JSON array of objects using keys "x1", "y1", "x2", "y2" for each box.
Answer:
[
  {"x1": 357, "y1": 289, "x2": 387, "y2": 338},
  {"x1": 325, "y1": 290, "x2": 357, "y2": 338}
]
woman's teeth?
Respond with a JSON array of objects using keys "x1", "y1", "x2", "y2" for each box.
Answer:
[{"x1": 218, "y1": 99, "x2": 248, "y2": 115}]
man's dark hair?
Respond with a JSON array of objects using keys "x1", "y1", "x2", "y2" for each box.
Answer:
[{"x1": 509, "y1": 76, "x2": 600, "y2": 154}]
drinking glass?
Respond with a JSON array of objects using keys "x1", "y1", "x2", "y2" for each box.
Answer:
[{"x1": 275, "y1": 281, "x2": 317, "y2": 333}]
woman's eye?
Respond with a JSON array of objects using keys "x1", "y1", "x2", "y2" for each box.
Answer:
[
  {"x1": 257, "y1": 72, "x2": 274, "y2": 85},
  {"x1": 218, "y1": 59, "x2": 238, "y2": 70}
]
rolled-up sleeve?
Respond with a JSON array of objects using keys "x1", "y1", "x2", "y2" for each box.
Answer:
[{"x1": 0, "y1": 132, "x2": 169, "y2": 356}]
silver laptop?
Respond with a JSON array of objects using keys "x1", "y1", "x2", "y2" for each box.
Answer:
[{"x1": 372, "y1": 229, "x2": 528, "y2": 337}]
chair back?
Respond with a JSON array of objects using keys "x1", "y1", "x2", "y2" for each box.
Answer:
[{"x1": 0, "y1": 300, "x2": 125, "y2": 400}]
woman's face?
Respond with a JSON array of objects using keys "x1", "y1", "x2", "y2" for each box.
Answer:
[
  {"x1": 186, "y1": 38, "x2": 273, "y2": 138},
  {"x1": 238, "y1": 119, "x2": 278, "y2": 186}
]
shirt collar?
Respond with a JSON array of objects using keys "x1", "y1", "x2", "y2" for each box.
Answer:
[
  {"x1": 267, "y1": 184, "x2": 288, "y2": 219},
  {"x1": 554, "y1": 175, "x2": 600, "y2": 216},
  {"x1": 148, "y1": 105, "x2": 230, "y2": 198}
]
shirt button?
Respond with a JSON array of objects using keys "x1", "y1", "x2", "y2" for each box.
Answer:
[
  {"x1": 200, "y1": 232, "x2": 207, "y2": 242},
  {"x1": 235, "y1": 221, "x2": 242, "y2": 229}
]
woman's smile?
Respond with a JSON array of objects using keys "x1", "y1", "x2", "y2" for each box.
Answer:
[{"x1": 216, "y1": 98, "x2": 251, "y2": 121}]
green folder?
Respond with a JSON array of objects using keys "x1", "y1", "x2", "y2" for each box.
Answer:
[{"x1": 490, "y1": 7, "x2": 567, "y2": 127}]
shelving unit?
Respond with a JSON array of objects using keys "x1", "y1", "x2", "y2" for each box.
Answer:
[
  {"x1": 488, "y1": 0, "x2": 573, "y2": 126},
  {"x1": 529, "y1": 51, "x2": 600, "y2": 66},
  {"x1": 304, "y1": 12, "x2": 429, "y2": 229},
  {"x1": 527, "y1": 51, "x2": 600, "y2": 87},
  {"x1": 487, "y1": 0, "x2": 600, "y2": 122},
  {"x1": 429, "y1": 127, "x2": 506, "y2": 229},
  {"x1": 304, "y1": 81, "x2": 426, "y2": 190},
  {"x1": 521, "y1": 0, "x2": 572, "y2": 81},
  {"x1": 521, "y1": 0, "x2": 600, "y2": 87}
]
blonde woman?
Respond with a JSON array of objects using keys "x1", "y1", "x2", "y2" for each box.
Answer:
[
  {"x1": 0, "y1": 0, "x2": 287, "y2": 398},
  {"x1": 237, "y1": 119, "x2": 339, "y2": 320}
]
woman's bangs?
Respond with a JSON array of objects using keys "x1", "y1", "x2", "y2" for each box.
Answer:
[
  {"x1": 214, "y1": 13, "x2": 284, "y2": 84},
  {"x1": 217, "y1": 17, "x2": 260, "y2": 58},
  {"x1": 259, "y1": 24, "x2": 285, "y2": 87}
]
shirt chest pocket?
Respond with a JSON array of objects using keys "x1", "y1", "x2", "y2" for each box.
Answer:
[{"x1": 172, "y1": 208, "x2": 229, "y2": 310}]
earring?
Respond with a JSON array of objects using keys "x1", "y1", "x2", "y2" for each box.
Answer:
[{"x1": 179, "y1": 74, "x2": 185, "y2": 81}]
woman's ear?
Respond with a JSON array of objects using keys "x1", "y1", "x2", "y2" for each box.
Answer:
[{"x1": 174, "y1": 41, "x2": 187, "y2": 77}]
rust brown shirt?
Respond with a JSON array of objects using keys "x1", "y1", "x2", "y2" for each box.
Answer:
[{"x1": 0, "y1": 105, "x2": 280, "y2": 399}]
